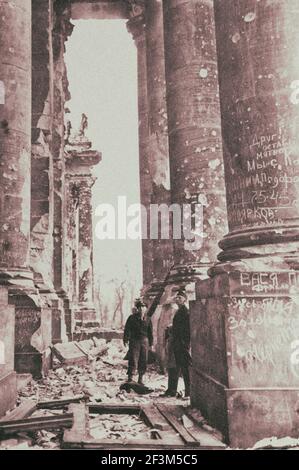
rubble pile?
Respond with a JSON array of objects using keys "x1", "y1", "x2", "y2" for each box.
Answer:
[
  {"x1": 0, "y1": 339, "x2": 194, "y2": 450},
  {"x1": 89, "y1": 413, "x2": 150, "y2": 440}
]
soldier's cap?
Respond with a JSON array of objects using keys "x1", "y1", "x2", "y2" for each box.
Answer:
[
  {"x1": 135, "y1": 299, "x2": 147, "y2": 308},
  {"x1": 176, "y1": 289, "x2": 187, "y2": 299}
]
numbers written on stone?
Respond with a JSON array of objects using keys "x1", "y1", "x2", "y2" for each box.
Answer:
[{"x1": 250, "y1": 190, "x2": 291, "y2": 206}]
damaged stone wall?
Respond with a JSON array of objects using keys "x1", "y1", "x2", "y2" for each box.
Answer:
[
  {"x1": 31, "y1": 0, "x2": 55, "y2": 293},
  {"x1": 51, "y1": 0, "x2": 75, "y2": 340},
  {"x1": 65, "y1": 136, "x2": 102, "y2": 327}
]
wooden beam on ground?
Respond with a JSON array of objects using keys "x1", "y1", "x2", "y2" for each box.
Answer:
[
  {"x1": 0, "y1": 400, "x2": 37, "y2": 422},
  {"x1": 64, "y1": 403, "x2": 90, "y2": 443},
  {"x1": 37, "y1": 396, "x2": 87, "y2": 410},
  {"x1": 167, "y1": 405, "x2": 226, "y2": 449},
  {"x1": 141, "y1": 406, "x2": 169, "y2": 431},
  {"x1": 62, "y1": 438, "x2": 201, "y2": 450},
  {"x1": 156, "y1": 404, "x2": 200, "y2": 447},
  {"x1": 88, "y1": 404, "x2": 141, "y2": 415},
  {"x1": 0, "y1": 413, "x2": 73, "y2": 437}
]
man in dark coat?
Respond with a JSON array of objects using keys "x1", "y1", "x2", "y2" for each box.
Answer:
[
  {"x1": 161, "y1": 290, "x2": 191, "y2": 397},
  {"x1": 123, "y1": 299, "x2": 153, "y2": 385}
]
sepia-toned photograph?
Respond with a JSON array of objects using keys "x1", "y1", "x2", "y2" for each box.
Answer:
[{"x1": 0, "y1": 0, "x2": 299, "y2": 459}]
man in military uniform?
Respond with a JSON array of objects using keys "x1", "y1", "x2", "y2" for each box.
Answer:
[
  {"x1": 161, "y1": 290, "x2": 192, "y2": 397},
  {"x1": 123, "y1": 299, "x2": 153, "y2": 385}
]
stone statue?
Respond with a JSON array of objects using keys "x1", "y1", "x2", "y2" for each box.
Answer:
[
  {"x1": 78, "y1": 113, "x2": 88, "y2": 138},
  {"x1": 127, "y1": 0, "x2": 144, "y2": 18},
  {"x1": 65, "y1": 119, "x2": 72, "y2": 143}
]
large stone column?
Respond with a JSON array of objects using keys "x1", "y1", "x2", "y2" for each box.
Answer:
[
  {"x1": 52, "y1": 2, "x2": 74, "y2": 339},
  {"x1": 0, "y1": 1, "x2": 50, "y2": 381},
  {"x1": 145, "y1": 0, "x2": 173, "y2": 284},
  {"x1": 65, "y1": 138, "x2": 101, "y2": 327},
  {"x1": 127, "y1": 4, "x2": 154, "y2": 288},
  {"x1": 0, "y1": 0, "x2": 32, "y2": 273},
  {"x1": 31, "y1": 0, "x2": 67, "y2": 347},
  {"x1": 163, "y1": 0, "x2": 227, "y2": 280},
  {"x1": 156, "y1": 0, "x2": 226, "y2": 371},
  {"x1": 77, "y1": 177, "x2": 97, "y2": 324},
  {"x1": 192, "y1": 0, "x2": 299, "y2": 448}
]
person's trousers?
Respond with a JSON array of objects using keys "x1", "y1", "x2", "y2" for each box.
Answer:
[
  {"x1": 127, "y1": 337, "x2": 149, "y2": 379},
  {"x1": 167, "y1": 366, "x2": 190, "y2": 395},
  {"x1": 172, "y1": 347, "x2": 191, "y2": 395}
]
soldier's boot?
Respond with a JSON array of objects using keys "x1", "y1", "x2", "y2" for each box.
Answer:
[
  {"x1": 169, "y1": 368, "x2": 179, "y2": 396},
  {"x1": 160, "y1": 368, "x2": 179, "y2": 397},
  {"x1": 138, "y1": 374, "x2": 145, "y2": 386}
]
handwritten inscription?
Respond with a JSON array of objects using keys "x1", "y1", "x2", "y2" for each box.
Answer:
[
  {"x1": 228, "y1": 294, "x2": 299, "y2": 383},
  {"x1": 230, "y1": 271, "x2": 299, "y2": 295},
  {"x1": 226, "y1": 129, "x2": 299, "y2": 230}
]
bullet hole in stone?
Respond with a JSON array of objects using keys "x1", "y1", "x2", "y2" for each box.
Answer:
[
  {"x1": 244, "y1": 12, "x2": 256, "y2": 23},
  {"x1": 232, "y1": 33, "x2": 240, "y2": 44},
  {"x1": 1, "y1": 120, "x2": 9, "y2": 134},
  {"x1": 199, "y1": 68, "x2": 208, "y2": 78}
]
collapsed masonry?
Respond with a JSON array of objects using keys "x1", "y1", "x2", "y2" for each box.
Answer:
[{"x1": 1, "y1": 0, "x2": 299, "y2": 448}]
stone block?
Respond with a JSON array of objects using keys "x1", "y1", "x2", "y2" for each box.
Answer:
[
  {"x1": 191, "y1": 265, "x2": 299, "y2": 447},
  {"x1": 14, "y1": 305, "x2": 52, "y2": 377},
  {"x1": 0, "y1": 372, "x2": 17, "y2": 418},
  {"x1": 75, "y1": 308, "x2": 100, "y2": 327},
  {"x1": 15, "y1": 348, "x2": 52, "y2": 379},
  {"x1": 226, "y1": 389, "x2": 299, "y2": 448},
  {"x1": 52, "y1": 342, "x2": 88, "y2": 366},
  {"x1": 16, "y1": 373, "x2": 32, "y2": 392}
]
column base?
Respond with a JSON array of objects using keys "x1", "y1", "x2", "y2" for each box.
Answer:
[
  {"x1": 15, "y1": 348, "x2": 52, "y2": 379},
  {"x1": 12, "y1": 295, "x2": 52, "y2": 378},
  {"x1": 0, "y1": 371, "x2": 17, "y2": 418},
  {"x1": 191, "y1": 259, "x2": 299, "y2": 448},
  {"x1": 75, "y1": 307, "x2": 100, "y2": 327}
]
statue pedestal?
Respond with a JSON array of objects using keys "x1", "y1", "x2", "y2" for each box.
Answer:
[{"x1": 191, "y1": 260, "x2": 299, "y2": 447}]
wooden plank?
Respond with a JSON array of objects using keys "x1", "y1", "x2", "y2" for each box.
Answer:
[
  {"x1": 88, "y1": 404, "x2": 141, "y2": 415},
  {"x1": 168, "y1": 405, "x2": 226, "y2": 449},
  {"x1": 0, "y1": 413, "x2": 73, "y2": 437},
  {"x1": 37, "y1": 396, "x2": 87, "y2": 410},
  {"x1": 156, "y1": 404, "x2": 200, "y2": 447},
  {"x1": 62, "y1": 438, "x2": 201, "y2": 450},
  {"x1": 64, "y1": 403, "x2": 90, "y2": 443},
  {"x1": 141, "y1": 406, "x2": 169, "y2": 431},
  {"x1": 0, "y1": 400, "x2": 37, "y2": 422}
]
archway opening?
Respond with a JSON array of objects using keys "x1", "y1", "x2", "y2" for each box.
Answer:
[{"x1": 65, "y1": 19, "x2": 142, "y2": 328}]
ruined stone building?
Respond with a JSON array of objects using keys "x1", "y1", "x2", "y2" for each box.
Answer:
[{"x1": 1, "y1": 0, "x2": 299, "y2": 448}]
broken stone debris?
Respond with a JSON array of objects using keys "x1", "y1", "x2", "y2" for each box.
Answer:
[
  {"x1": 89, "y1": 414, "x2": 150, "y2": 441},
  {"x1": 52, "y1": 338, "x2": 108, "y2": 366},
  {"x1": 252, "y1": 436, "x2": 299, "y2": 450},
  {"x1": 0, "y1": 339, "x2": 199, "y2": 449}
]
